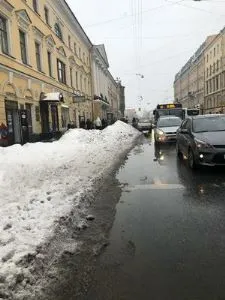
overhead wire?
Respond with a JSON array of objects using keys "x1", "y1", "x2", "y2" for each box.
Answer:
[
  {"x1": 165, "y1": 0, "x2": 225, "y2": 17},
  {"x1": 86, "y1": 0, "x2": 186, "y2": 28}
]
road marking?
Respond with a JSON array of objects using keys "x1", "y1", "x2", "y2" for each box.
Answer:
[{"x1": 125, "y1": 183, "x2": 184, "y2": 191}]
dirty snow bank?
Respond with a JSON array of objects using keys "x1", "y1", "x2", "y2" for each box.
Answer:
[{"x1": 0, "y1": 121, "x2": 140, "y2": 296}]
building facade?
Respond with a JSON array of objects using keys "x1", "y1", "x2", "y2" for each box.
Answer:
[
  {"x1": 174, "y1": 36, "x2": 215, "y2": 112},
  {"x1": 92, "y1": 44, "x2": 110, "y2": 121},
  {"x1": 0, "y1": 0, "x2": 93, "y2": 146},
  {"x1": 116, "y1": 79, "x2": 125, "y2": 117},
  {"x1": 107, "y1": 71, "x2": 119, "y2": 122},
  {"x1": 204, "y1": 29, "x2": 225, "y2": 114},
  {"x1": 91, "y1": 44, "x2": 121, "y2": 123}
]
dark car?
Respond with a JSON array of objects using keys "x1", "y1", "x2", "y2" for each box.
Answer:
[{"x1": 176, "y1": 114, "x2": 225, "y2": 169}]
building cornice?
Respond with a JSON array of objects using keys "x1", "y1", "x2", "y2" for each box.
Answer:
[{"x1": 54, "y1": 0, "x2": 92, "y2": 49}]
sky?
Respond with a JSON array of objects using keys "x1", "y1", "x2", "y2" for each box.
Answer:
[{"x1": 66, "y1": 0, "x2": 225, "y2": 111}]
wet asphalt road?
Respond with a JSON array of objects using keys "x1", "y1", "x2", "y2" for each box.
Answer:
[
  {"x1": 39, "y1": 133, "x2": 225, "y2": 300},
  {"x1": 85, "y1": 133, "x2": 225, "y2": 300}
]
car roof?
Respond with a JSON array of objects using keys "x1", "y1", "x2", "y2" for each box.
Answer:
[
  {"x1": 158, "y1": 116, "x2": 181, "y2": 120},
  {"x1": 190, "y1": 114, "x2": 225, "y2": 120}
]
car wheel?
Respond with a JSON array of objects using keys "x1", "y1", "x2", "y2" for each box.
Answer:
[
  {"x1": 176, "y1": 143, "x2": 183, "y2": 160},
  {"x1": 188, "y1": 148, "x2": 197, "y2": 169}
]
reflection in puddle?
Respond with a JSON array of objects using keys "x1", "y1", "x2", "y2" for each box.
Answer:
[{"x1": 153, "y1": 142, "x2": 176, "y2": 165}]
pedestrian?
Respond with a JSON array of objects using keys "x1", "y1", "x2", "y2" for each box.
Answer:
[
  {"x1": 86, "y1": 119, "x2": 92, "y2": 130},
  {"x1": 132, "y1": 117, "x2": 137, "y2": 128},
  {"x1": 102, "y1": 118, "x2": 107, "y2": 129},
  {"x1": 95, "y1": 117, "x2": 102, "y2": 130}
]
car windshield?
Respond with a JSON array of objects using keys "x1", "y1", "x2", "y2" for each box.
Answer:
[
  {"x1": 157, "y1": 118, "x2": 182, "y2": 127},
  {"x1": 193, "y1": 116, "x2": 225, "y2": 132}
]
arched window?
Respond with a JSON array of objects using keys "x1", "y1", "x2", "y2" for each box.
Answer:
[{"x1": 54, "y1": 23, "x2": 62, "y2": 40}]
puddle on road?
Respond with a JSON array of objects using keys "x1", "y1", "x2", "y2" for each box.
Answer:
[{"x1": 86, "y1": 136, "x2": 225, "y2": 300}]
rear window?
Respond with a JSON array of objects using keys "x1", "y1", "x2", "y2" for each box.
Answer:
[
  {"x1": 193, "y1": 116, "x2": 225, "y2": 132},
  {"x1": 157, "y1": 118, "x2": 182, "y2": 127}
]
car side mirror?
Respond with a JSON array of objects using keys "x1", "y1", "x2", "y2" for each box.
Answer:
[{"x1": 181, "y1": 128, "x2": 189, "y2": 134}]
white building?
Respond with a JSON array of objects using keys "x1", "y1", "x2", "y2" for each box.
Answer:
[{"x1": 92, "y1": 44, "x2": 119, "y2": 122}]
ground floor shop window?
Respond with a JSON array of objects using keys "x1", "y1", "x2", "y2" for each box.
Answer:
[
  {"x1": 5, "y1": 100, "x2": 21, "y2": 145},
  {"x1": 61, "y1": 107, "x2": 70, "y2": 129},
  {"x1": 51, "y1": 104, "x2": 59, "y2": 132}
]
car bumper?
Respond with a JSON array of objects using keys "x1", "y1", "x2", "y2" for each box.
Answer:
[
  {"x1": 155, "y1": 134, "x2": 177, "y2": 143},
  {"x1": 195, "y1": 149, "x2": 225, "y2": 166},
  {"x1": 138, "y1": 127, "x2": 151, "y2": 131}
]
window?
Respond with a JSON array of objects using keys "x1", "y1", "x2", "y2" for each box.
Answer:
[
  {"x1": 70, "y1": 67, "x2": 73, "y2": 87},
  {"x1": 19, "y1": 30, "x2": 27, "y2": 64},
  {"x1": 216, "y1": 76, "x2": 219, "y2": 90},
  {"x1": 0, "y1": 15, "x2": 9, "y2": 54},
  {"x1": 212, "y1": 78, "x2": 215, "y2": 92},
  {"x1": 80, "y1": 74, "x2": 82, "y2": 90},
  {"x1": 74, "y1": 42, "x2": 77, "y2": 55},
  {"x1": 35, "y1": 42, "x2": 41, "y2": 71},
  {"x1": 47, "y1": 51, "x2": 52, "y2": 76},
  {"x1": 68, "y1": 35, "x2": 71, "y2": 49},
  {"x1": 217, "y1": 60, "x2": 219, "y2": 71},
  {"x1": 35, "y1": 106, "x2": 40, "y2": 121},
  {"x1": 44, "y1": 6, "x2": 49, "y2": 25},
  {"x1": 79, "y1": 47, "x2": 81, "y2": 58},
  {"x1": 54, "y1": 23, "x2": 62, "y2": 40},
  {"x1": 57, "y1": 59, "x2": 66, "y2": 84},
  {"x1": 206, "y1": 68, "x2": 208, "y2": 78},
  {"x1": 84, "y1": 78, "x2": 87, "y2": 92},
  {"x1": 33, "y1": 0, "x2": 38, "y2": 13},
  {"x1": 87, "y1": 56, "x2": 89, "y2": 65},
  {"x1": 214, "y1": 48, "x2": 216, "y2": 57},
  {"x1": 83, "y1": 52, "x2": 85, "y2": 62},
  {"x1": 75, "y1": 71, "x2": 78, "y2": 88}
]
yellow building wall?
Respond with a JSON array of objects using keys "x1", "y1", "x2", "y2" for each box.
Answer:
[{"x1": 0, "y1": 0, "x2": 93, "y2": 140}]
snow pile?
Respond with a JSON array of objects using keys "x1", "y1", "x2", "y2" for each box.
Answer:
[{"x1": 0, "y1": 121, "x2": 139, "y2": 293}]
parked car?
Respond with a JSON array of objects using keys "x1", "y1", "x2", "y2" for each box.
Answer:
[
  {"x1": 176, "y1": 114, "x2": 225, "y2": 169},
  {"x1": 137, "y1": 118, "x2": 152, "y2": 133},
  {"x1": 154, "y1": 116, "x2": 182, "y2": 143}
]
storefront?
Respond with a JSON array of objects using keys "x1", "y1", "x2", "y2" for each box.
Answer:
[
  {"x1": 5, "y1": 100, "x2": 21, "y2": 145},
  {"x1": 40, "y1": 92, "x2": 63, "y2": 140},
  {"x1": 61, "y1": 104, "x2": 70, "y2": 131}
]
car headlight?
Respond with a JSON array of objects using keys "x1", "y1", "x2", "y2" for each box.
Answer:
[
  {"x1": 156, "y1": 129, "x2": 165, "y2": 136},
  {"x1": 195, "y1": 138, "x2": 212, "y2": 149}
]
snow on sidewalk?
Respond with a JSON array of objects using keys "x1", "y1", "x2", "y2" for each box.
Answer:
[{"x1": 0, "y1": 121, "x2": 139, "y2": 291}]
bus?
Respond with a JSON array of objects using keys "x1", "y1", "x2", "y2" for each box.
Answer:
[
  {"x1": 153, "y1": 104, "x2": 200, "y2": 123},
  {"x1": 153, "y1": 103, "x2": 183, "y2": 123}
]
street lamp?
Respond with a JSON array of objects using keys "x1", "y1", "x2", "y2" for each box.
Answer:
[{"x1": 136, "y1": 73, "x2": 144, "y2": 79}]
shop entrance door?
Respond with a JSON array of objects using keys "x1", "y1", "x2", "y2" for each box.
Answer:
[{"x1": 5, "y1": 100, "x2": 21, "y2": 145}]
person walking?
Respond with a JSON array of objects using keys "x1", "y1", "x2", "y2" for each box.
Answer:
[
  {"x1": 95, "y1": 117, "x2": 102, "y2": 130},
  {"x1": 86, "y1": 119, "x2": 92, "y2": 130}
]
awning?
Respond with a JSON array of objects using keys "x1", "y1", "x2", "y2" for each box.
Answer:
[
  {"x1": 40, "y1": 92, "x2": 64, "y2": 102},
  {"x1": 93, "y1": 99, "x2": 110, "y2": 106},
  {"x1": 61, "y1": 104, "x2": 69, "y2": 108}
]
